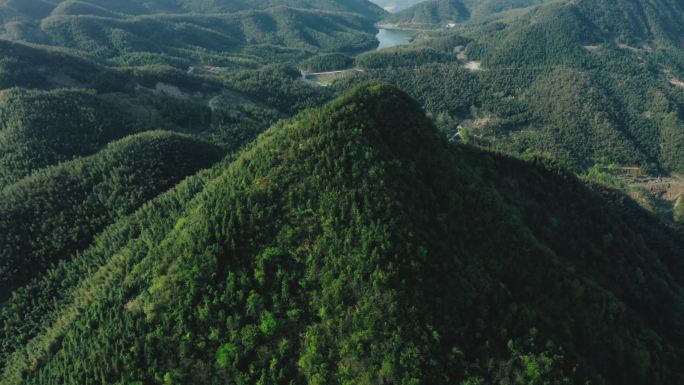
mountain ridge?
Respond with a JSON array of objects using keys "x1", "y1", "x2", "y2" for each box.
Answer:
[
  {"x1": 382, "y1": 0, "x2": 549, "y2": 27},
  {"x1": 3, "y1": 83, "x2": 684, "y2": 384}
]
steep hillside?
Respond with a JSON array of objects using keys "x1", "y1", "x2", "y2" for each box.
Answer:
[
  {"x1": 0, "y1": 131, "x2": 222, "y2": 298},
  {"x1": 383, "y1": 0, "x2": 471, "y2": 26},
  {"x1": 338, "y1": 0, "x2": 684, "y2": 175},
  {"x1": 0, "y1": 88, "x2": 140, "y2": 188},
  {"x1": 3, "y1": 84, "x2": 684, "y2": 385},
  {"x1": 0, "y1": 39, "x2": 123, "y2": 89},
  {"x1": 462, "y1": 0, "x2": 684, "y2": 69},
  {"x1": 575, "y1": 0, "x2": 684, "y2": 46}
]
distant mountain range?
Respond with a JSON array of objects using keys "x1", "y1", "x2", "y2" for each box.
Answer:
[
  {"x1": 0, "y1": 1, "x2": 384, "y2": 65},
  {"x1": 369, "y1": 0, "x2": 425, "y2": 12},
  {"x1": 382, "y1": 0, "x2": 548, "y2": 26}
]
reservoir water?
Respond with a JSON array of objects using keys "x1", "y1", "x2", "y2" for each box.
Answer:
[{"x1": 375, "y1": 28, "x2": 413, "y2": 50}]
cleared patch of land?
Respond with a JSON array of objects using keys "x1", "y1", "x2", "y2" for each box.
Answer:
[
  {"x1": 301, "y1": 69, "x2": 364, "y2": 86},
  {"x1": 463, "y1": 61, "x2": 482, "y2": 71},
  {"x1": 670, "y1": 78, "x2": 684, "y2": 89}
]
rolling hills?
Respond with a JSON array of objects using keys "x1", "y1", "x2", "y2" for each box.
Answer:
[
  {"x1": 0, "y1": 0, "x2": 384, "y2": 65},
  {"x1": 2, "y1": 83, "x2": 684, "y2": 385},
  {"x1": 382, "y1": 0, "x2": 549, "y2": 28},
  {"x1": 37, "y1": 7, "x2": 380, "y2": 63},
  {"x1": 334, "y1": 0, "x2": 684, "y2": 178},
  {"x1": 0, "y1": 0, "x2": 386, "y2": 18},
  {"x1": 0, "y1": 88, "x2": 139, "y2": 188},
  {"x1": 383, "y1": 0, "x2": 471, "y2": 26},
  {"x1": 1, "y1": 1, "x2": 684, "y2": 385},
  {"x1": 0, "y1": 130, "x2": 222, "y2": 299},
  {"x1": 369, "y1": 0, "x2": 425, "y2": 13}
]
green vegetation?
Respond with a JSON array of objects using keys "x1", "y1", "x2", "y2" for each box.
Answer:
[
  {"x1": 383, "y1": 0, "x2": 472, "y2": 27},
  {"x1": 0, "y1": 0, "x2": 387, "y2": 19},
  {"x1": 585, "y1": 161, "x2": 626, "y2": 188},
  {"x1": 382, "y1": 0, "x2": 549, "y2": 28},
  {"x1": 299, "y1": 53, "x2": 355, "y2": 73},
  {"x1": 674, "y1": 196, "x2": 684, "y2": 223},
  {"x1": 0, "y1": 130, "x2": 222, "y2": 297},
  {"x1": 357, "y1": 46, "x2": 455, "y2": 68},
  {"x1": 0, "y1": 1, "x2": 383, "y2": 67},
  {"x1": 0, "y1": 39, "x2": 124, "y2": 90},
  {"x1": 3, "y1": 83, "x2": 684, "y2": 385},
  {"x1": 40, "y1": 8, "x2": 379, "y2": 63},
  {"x1": 575, "y1": 0, "x2": 684, "y2": 46},
  {"x1": 0, "y1": 88, "x2": 139, "y2": 188},
  {"x1": 464, "y1": 4, "x2": 600, "y2": 67},
  {"x1": 333, "y1": 2, "x2": 684, "y2": 173},
  {"x1": 1, "y1": 1, "x2": 684, "y2": 385},
  {"x1": 223, "y1": 65, "x2": 332, "y2": 115},
  {"x1": 369, "y1": 0, "x2": 424, "y2": 12}
]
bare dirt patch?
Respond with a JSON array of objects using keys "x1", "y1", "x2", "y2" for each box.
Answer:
[
  {"x1": 619, "y1": 169, "x2": 684, "y2": 219},
  {"x1": 661, "y1": 68, "x2": 684, "y2": 89},
  {"x1": 463, "y1": 61, "x2": 482, "y2": 71},
  {"x1": 670, "y1": 78, "x2": 684, "y2": 89}
]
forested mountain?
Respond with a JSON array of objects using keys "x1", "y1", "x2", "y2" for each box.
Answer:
[
  {"x1": 0, "y1": 39, "x2": 122, "y2": 89},
  {"x1": 464, "y1": 0, "x2": 684, "y2": 66},
  {"x1": 0, "y1": 0, "x2": 383, "y2": 67},
  {"x1": 575, "y1": 0, "x2": 684, "y2": 46},
  {"x1": 382, "y1": 0, "x2": 548, "y2": 27},
  {"x1": 369, "y1": 0, "x2": 425, "y2": 13},
  {"x1": 2, "y1": 0, "x2": 684, "y2": 384},
  {"x1": 0, "y1": 0, "x2": 386, "y2": 19},
  {"x1": 3, "y1": 83, "x2": 684, "y2": 384},
  {"x1": 383, "y1": 0, "x2": 471, "y2": 26},
  {"x1": 335, "y1": 0, "x2": 684, "y2": 176},
  {"x1": 384, "y1": 0, "x2": 684, "y2": 41},
  {"x1": 0, "y1": 130, "x2": 222, "y2": 298},
  {"x1": 0, "y1": 88, "x2": 139, "y2": 188},
  {"x1": 0, "y1": 0, "x2": 347, "y2": 324}
]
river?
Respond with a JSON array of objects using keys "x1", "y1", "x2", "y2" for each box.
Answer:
[{"x1": 375, "y1": 28, "x2": 414, "y2": 50}]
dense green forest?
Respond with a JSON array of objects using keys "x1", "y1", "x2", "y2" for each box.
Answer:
[
  {"x1": 2, "y1": 0, "x2": 684, "y2": 384},
  {"x1": 0, "y1": 130, "x2": 222, "y2": 297},
  {"x1": 334, "y1": 0, "x2": 684, "y2": 174},
  {"x1": 0, "y1": 88, "x2": 139, "y2": 188},
  {"x1": 0, "y1": 0, "x2": 384, "y2": 67},
  {"x1": 356, "y1": 46, "x2": 455, "y2": 69},
  {"x1": 382, "y1": 0, "x2": 549, "y2": 28},
  {"x1": 299, "y1": 53, "x2": 355, "y2": 73},
  {"x1": 368, "y1": 0, "x2": 424, "y2": 12},
  {"x1": 383, "y1": 0, "x2": 471, "y2": 26},
  {"x1": 0, "y1": 0, "x2": 386, "y2": 19},
  {"x1": 3, "y1": 83, "x2": 684, "y2": 384}
]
